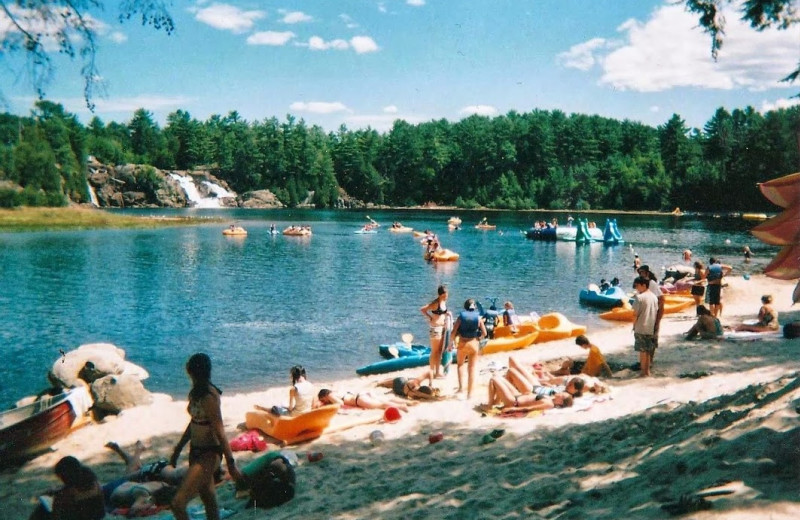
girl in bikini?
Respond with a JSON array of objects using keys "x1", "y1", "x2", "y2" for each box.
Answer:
[
  {"x1": 170, "y1": 353, "x2": 242, "y2": 520},
  {"x1": 317, "y1": 389, "x2": 413, "y2": 412},
  {"x1": 421, "y1": 285, "x2": 449, "y2": 378}
]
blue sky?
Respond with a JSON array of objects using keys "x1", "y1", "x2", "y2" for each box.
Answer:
[{"x1": 1, "y1": 0, "x2": 798, "y2": 132}]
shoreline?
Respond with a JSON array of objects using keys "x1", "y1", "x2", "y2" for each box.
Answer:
[{"x1": 3, "y1": 274, "x2": 799, "y2": 518}]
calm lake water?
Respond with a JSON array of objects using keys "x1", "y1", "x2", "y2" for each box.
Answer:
[{"x1": 0, "y1": 209, "x2": 771, "y2": 408}]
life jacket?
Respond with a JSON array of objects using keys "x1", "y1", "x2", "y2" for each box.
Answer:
[{"x1": 458, "y1": 309, "x2": 481, "y2": 338}]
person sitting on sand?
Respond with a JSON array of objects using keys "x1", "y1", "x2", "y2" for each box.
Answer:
[
  {"x1": 685, "y1": 305, "x2": 722, "y2": 340},
  {"x1": 377, "y1": 370, "x2": 442, "y2": 400},
  {"x1": 551, "y1": 335, "x2": 613, "y2": 378},
  {"x1": 483, "y1": 375, "x2": 573, "y2": 412},
  {"x1": 30, "y1": 456, "x2": 105, "y2": 520},
  {"x1": 735, "y1": 295, "x2": 780, "y2": 333},
  {"x1": 316, "y1": 388, "x2": 415, "y2": 412}
]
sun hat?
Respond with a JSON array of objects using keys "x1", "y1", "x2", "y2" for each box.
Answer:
[{"x1": 383, "y1": 407, "x2": 402, "y2": 423}]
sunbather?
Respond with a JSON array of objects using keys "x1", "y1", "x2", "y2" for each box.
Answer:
[
  {"x1": 734, "y1": 295, "x2": 780, "y2": 333},
  {"x1": 377, "y1": 369, "x2": 442, "y2": 400},
  {"x1": 483, "y1": 375, "x2": 573, "y2": 412},
  {"x1": 507, "y1": 356, "x2": 584, "y2": 396},
  {"x1": 317, "y1": 388, "x2": 415, "y2": 412}
]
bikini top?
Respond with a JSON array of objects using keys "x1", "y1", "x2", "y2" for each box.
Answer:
[{"x1": 431, "y1": 301, "x2": 448, "y2": 315}]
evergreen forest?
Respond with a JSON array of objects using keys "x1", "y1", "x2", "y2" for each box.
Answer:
[{"x1": 0, "y1": 100, "x2": 798, "y2": 211}]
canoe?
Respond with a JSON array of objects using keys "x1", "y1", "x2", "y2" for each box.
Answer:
[
  {"x1": 481, "y1": 323, "x2": 539, "y2": 354},
  {"x1": 534, "y1": 313, "x2": 584, "y2": 343},
  {"x1": 742, "y1": 213, "x2": 768, "y2": 221},
  {"x1": 751, "y1": 207, "x2": 800, "y2": 245},
  {"x1": 475, "y1": 224, "x2": 496, "y2": 230},
  {"x1": 356, "y1": 353, "x2": 430, "y2": 375},
  {"x1": 0, "y1": 386, "x2": 90, "y2": 467},
  {"x1": 578, "y1": 286, "x2": 628, "y2": 309},
  {"x1": 599, "y1": 295, "x2": 696, "y2": 322},
  {"x1": 245, "y1": 404, "x2": 340, "y2": 445},
  {"x1": 758, "y1": 172, "x2": 800, "y2": 208},
  {"x1": 426, "y1": 249, "x2": 459, "y2": 262},
  {"x1": 222, "y1": 226, "x2": 247, "y2": 236},
  {"x1": 389, "y1": 226, "x2": 414, "y2": 233},
  {"x1": 378, "y1": 342, "x2": 429, "y2": 359}
]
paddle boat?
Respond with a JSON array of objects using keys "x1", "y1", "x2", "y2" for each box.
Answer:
[
  {"x1": 475, "y1": 218, "x2": 496, "y2": 230},
  {"x1": 534, "y1": 313, "x2": 586, "y2": 343},
  {"x1": 480, "y1": 323, "x2": 540, "y2": 354},
  {"x1": 245, "y1": 404, "x2": 340, "y2": 445},
  {"x1": 0, "y1": 386, "x2": 92, "y2": 467},
  {"x1": 425, "y1": 248, "x2": 460, "y2": 262},
  {"x1": 579, "y1": 284, "x2": 628, "y2": 309},
  {"x1": 283, "y1": 226, "x2": 312, "y2": 236},
  {"x1": 222, "y1": 225, "x2": 247, "y2": 236}
]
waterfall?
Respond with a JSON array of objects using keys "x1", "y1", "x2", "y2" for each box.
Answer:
[
  {"x1": 169, "y1": 173, "x2": 235, "y2": 208},
  {"x1": 87, "y1": 181, "x2": 99, "y2": 207}
]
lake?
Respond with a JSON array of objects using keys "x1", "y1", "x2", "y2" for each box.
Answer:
[{"x1": 0, "y1": 209, "x2": 769, "y2": 408}]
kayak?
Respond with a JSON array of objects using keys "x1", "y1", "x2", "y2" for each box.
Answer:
[
  {"x1": 245, "y1": 404, "x2": 340, "y2": 445},
  {"x1": 356, "y1": 353, "x2": 430, "y2": 375},
  {"x1": 758, "y1": 171, "x2": 800, "y2": 208},
  {"x1": 283, "y1": 227, "x2": 312, "y2": 236},
  {"x1": 481, "y1": 323, "x2": 540, "y2": 354},
  {"x1": 599, "y1": 295, "x2": 695, "y2": 322},
  {"x1": 378, "y1": 342, "x2": 429, "y2": 359},
  {"x1": 354, "y1": 228, "x2": 377, "y2": 234},
  {"x1": 578, "y1": 285, "x2": 628, "y2": 309},
  {"x1": 475, "y1": 224, "x2": 496, "y2": 230}
]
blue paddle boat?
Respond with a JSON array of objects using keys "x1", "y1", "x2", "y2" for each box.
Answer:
[{"x1": 578, "y1": 285, "x2": 629, "y2": 309}]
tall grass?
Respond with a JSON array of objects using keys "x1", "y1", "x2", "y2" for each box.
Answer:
[{"x1": 0, "y1": 207, "x2": 218, "y2": 231}]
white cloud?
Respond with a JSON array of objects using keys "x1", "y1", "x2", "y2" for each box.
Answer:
[
  {"x1": 50, "y1": 94, "x2": 195, "y2": 115},
  {"x1": 561, "y1": 3, "x2": 800, "y2": 92},
  {"x1": 339, "y1": 14, "x2": 359, "y2": 29},
  {"x1": 378, "y1": 3, "x2": 388, "y2": 13},
  {"x1": 407, "y1": 0, "x2": 426, "y2": 6},
  {"x1": 460, "y1": 105, "x2": 498, "y2": 116},
  {"x1": 383, "y1": 105, "x2": 398, "y2": 113},
  {"x1": 279, "y1": 10, "x2": 312, "y2": 24},
  {"x1": 108, "y1": 31, "x2": 127, "y2": 44},
  {"x1": 649, "y1": 105, "x2": 660, "y2": 113},
  {"x1": 191, "y1": 3, "x2": 265, "y2": 33},
  {"x1": 290, "y1": 101, "x2": 350, "y2": 114},
  {"x1": 761, "y1": 97, "x2": 800, "y2": 113},
  {"x1": 0, "y1": 4, "x2": 107, "y2": 51},
  {"x1": 350, "y1": 36, "x2": 379, "y2": 54},
  {"x1": 345, "y1": 113, "x2": 426, "y2": 132},
  {"x1": 308, "y1": 36, "x2": 350, "y2": 51},
  {"x1": 247, "y1": 31, "x2": 295, "y2": 46},
  {"x1": 556, "y1": 38, "x2": 611, "y2": 71}
]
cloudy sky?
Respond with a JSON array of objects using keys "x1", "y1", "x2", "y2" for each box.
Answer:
[{"x1": 1, "y1": 0, "x2": 798, "y2": 131}]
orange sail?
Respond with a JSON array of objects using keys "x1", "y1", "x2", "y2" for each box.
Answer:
[
  {"x1": 751, "y1": 207, "x2": 800, "y2": 245},
  {"x1": 758, "y1": 172, "x2": 800, "y2": 209},
  {"x1": 764, "y1": 243, "x2": 800, "y2": 280}
]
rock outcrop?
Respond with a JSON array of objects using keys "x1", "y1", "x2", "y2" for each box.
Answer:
[{"x1": 239, "y1": 189, "x2": 284, "y2": 208}]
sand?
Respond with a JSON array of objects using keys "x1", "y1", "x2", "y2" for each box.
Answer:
[{"x1": 2, "y1": 274, "x2": 799, "y2": 519}]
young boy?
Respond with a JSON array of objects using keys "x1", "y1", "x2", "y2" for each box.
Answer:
[
  {"x1": 552, "y1": 335, "x2": 613, "y2": 378},
  {"x1": 632, "y1": 276, "x2": 658, "y2": 377}
]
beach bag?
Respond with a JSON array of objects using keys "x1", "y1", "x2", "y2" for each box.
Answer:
[
  {"x1": 241, "y1": 452, "x2": 295, "y2": 509},
  {"x1": 783, "y1": 321, "x2": 800, "y2": 339}
]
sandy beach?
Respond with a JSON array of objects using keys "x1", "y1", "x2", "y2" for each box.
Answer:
[{"x1": 2, "y1": 274, "x2": 799, "y2": 519}]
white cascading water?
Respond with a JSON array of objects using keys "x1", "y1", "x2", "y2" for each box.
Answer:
[
  {"x1": 87, "y1": 181, "x2": 100, "y2": 207},
  {"x1": 169, "y1": 173, "x2": 235, "y2": 208}
]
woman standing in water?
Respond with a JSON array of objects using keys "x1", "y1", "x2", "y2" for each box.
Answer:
[
  {"x1": 421, "y1": 285, "x2": 449, "y2": 378},
  {"x1": 170, "y1": 353, "x2": 242, "y2": 520}
]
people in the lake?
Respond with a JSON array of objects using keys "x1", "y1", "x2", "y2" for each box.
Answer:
[
  {"x1": 685, "y1": 305, "x2": 722, "y2": 340},
  {"x1": 421, "y1": 285, "x2": 449, "y2": 378},
  {"x1": 170, "y1": 353, "x2": 242, "y2": 520},
  {"x1": 735, "y1": 295, "x2": 779, "y2": 333}
]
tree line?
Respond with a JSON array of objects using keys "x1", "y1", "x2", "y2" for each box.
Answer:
[{"x1": 0, "y1": 100, "x2": 798, "y2": 211}]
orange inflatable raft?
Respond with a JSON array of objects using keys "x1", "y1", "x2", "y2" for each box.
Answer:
[{"x1": 245, "y1": 404, "x2": 340, "y2": 445}]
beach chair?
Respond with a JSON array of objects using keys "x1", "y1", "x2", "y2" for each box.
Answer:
[{"x1": 245, "y1": 404, "x2": 340, "y2": 446}]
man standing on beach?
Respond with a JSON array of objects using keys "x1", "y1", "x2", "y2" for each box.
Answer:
[
  {"x1": 705, "y1": 257, "x2": 732, "y2": 317},
  {"x1": 637, "y1": 265, "x2": 664, "y2": 350},
  {"x1": 632, "y1": 277, "x2": 658, "y2": 377}
]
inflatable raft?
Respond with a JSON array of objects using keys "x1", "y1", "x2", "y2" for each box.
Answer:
[
  {"x1": 599, "y1": 295, "x2": 695, "y2": 322},
  {"x1": 245, "y1": 404, "x2": 340, "y2": 445},
  {"x1": 481, "y1": 323, "x2": 540, "y2": 354},
  {"x1": 425, "y1": 249, "x2": 460, "y2": 262},
  {"x1": 534, "y1": 313, "x2": 586, "y2": 343},
  {"x1": 222, "y1": 226, "x2": 247, "y2": 236}
]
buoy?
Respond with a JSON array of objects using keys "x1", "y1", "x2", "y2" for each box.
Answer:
[
  {"x1": 662, "y1": 239, "x2": 668, "y2": 244},
  {"x1": 725, "y1": 239, "x2": 731, "y2": 244}
]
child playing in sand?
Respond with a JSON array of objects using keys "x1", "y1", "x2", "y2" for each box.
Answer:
[{"x1": 552, "y1": 335, "x2": 613, "y2": 378}]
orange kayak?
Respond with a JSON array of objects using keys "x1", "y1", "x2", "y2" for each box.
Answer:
[
  {"x1": 482, "y1": 324, "x2": 539, "y2": 354},
  {"x1": 600, "y1": 295, "x2": 695, "y2": 322},
  {"x1": 534, "y1": 313, "x2": 584, "y2": 343}
]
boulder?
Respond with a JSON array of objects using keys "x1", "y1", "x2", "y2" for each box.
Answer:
[
  {"x1": 91, "y1": 374, "x2": 153, "y2": 414},
  {"x1": 239, "y1": 190, "x2": 284, "y2": 209},
  {"x1": 49, "y1": 343, "x2": 127, "y2": 388}
]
